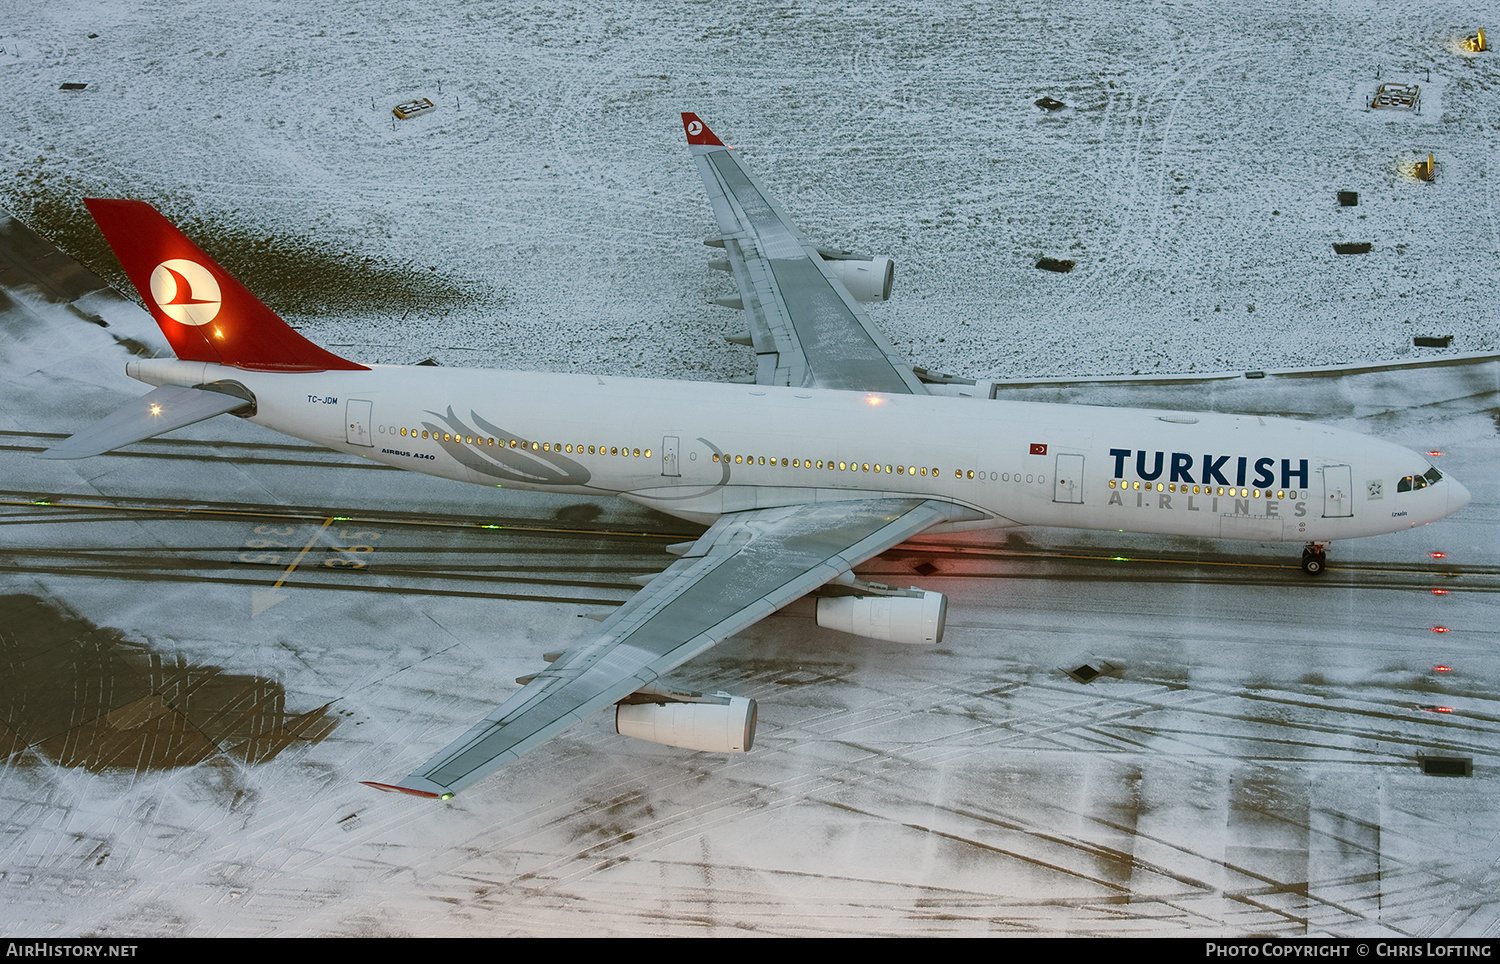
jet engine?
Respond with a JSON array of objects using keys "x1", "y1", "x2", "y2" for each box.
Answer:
[
  {"x1": 615, "y1": 693, "x2": 757, "y2": 753},
  {"x1": 818, "y1": 251, "x2": 895, "y2": 302},
  {"x1": 816, "y1": 589, "x2": 947, "y2": 645}
]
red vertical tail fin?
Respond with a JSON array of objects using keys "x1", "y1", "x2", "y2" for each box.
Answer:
[{"x1": 83, "y1": 198, "x2": 367, "y2": 372}]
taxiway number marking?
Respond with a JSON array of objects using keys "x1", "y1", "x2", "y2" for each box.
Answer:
[{"x1": 238, "y1": 520, "x2": 379, "y2": 572}]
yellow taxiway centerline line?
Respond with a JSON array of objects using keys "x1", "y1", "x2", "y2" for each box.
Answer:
[{"x1": 273, "y1": 517, "x2": 333, "y2": 589}]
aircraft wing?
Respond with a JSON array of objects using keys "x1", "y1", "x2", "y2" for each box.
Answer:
[
  {"x1": 683, "y1": 113, "x2": 929, "y2": 396},
  {"x1": 369, "y1": 497, "x2": 968, "y2": 798},
  {"x1": 38, "y1": 383, "x2": 253, "y2": 460}
]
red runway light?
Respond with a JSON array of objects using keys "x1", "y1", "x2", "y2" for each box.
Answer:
[
  {"x1": 1432, "y1": 626, "x2": 1449, "y2": 633},
  {"x1": 1430, "y1": 552, "x2": 1447, "y2": 559},
  {"x1": 1434, "y1": 665, "x2": 1452, "y2": 673},
  {"x1": 1426, "y1": 451, "x2": 1444, "y2": 457},
  {"x1": 1431, "y1": 588, "x2": 1449, "y2": 595}
]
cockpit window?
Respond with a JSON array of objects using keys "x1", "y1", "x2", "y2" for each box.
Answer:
[{"x1": 1397, "y1": 467, "x2": 1442, "y2": 493}]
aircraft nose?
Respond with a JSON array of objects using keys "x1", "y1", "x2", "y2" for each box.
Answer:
[{"x1": 1448, "y1": 476, "x2": 1472, "y2": 515}]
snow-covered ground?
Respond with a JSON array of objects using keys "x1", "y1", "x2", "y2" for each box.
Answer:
[
  {"x1": 1, "y1": 0, "x2": 1498, "y2": 939},
  {"x1": 3, "y1": 0, "x2": 1497, "y2": 379}
]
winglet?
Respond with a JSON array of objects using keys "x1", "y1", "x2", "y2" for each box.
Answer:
[
  {"x1": 83, "y1": 198, "x2": 368, "y2": 373},
  {"x1": 361, "y1": 781, "x2": 448, "y2": 799},
  {"x1": 682, "y1": 112, "x2": 726, "y2": 149}
]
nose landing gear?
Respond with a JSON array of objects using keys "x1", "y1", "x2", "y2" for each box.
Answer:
[{"x1": 1301, "y1": 543, "x2": 1329, "y2": 575}]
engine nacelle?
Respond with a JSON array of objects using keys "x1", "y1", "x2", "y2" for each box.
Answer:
[
  {"x1": 820, "y1": 254, "x2": 894, "y2": 302},
  {"x1": 616, "y1": 695, "x2": 757, "y2": 753},
  {"x1": 816, "y1": 590, "x2": 947, "y2": 645}
]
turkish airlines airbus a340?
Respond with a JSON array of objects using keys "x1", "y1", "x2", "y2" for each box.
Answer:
[{"x1": 44, "y1": 114, "x2": 1469, "y2": 799}]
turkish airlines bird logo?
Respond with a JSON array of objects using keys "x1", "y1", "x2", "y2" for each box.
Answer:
[
  {"x1": 687, "y1": 120, "x2": 703, "y2": 136},
  {"x1": 149, "y1": 259, "x2": 222, "y2": 326}
]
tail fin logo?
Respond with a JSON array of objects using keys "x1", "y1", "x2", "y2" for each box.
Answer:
[{"x1": 149, "y1": 259, "x2": 222, "y2": 326}]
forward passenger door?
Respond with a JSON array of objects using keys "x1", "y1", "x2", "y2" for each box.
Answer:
[{"x1": 1053, "y1": 453, "x2": 1084, "y2": 504}]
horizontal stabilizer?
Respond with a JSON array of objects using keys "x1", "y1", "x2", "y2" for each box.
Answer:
[{"x1": 39, "y1": 384, "x2": 252, "y2": 460}]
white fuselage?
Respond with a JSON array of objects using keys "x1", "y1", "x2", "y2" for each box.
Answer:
[{"x1": 128, "y1": 358, "x2": 1467, "y2": 544}]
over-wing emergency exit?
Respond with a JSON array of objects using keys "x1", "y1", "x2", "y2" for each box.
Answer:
[{"x1": 44, "y1": 114, "x2": 1470, "y2": 798}]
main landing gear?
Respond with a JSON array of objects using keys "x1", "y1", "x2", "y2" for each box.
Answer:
[{"x1": 1300, "y1": 543, "x2": 1329, "y2": 575}]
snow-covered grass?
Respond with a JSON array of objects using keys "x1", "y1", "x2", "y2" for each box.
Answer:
[
  {"x1": 1, "y1": 1, "x2": 1498, "y2": 938},
  {"x1": 3, "y1": 0, "x2": 1495, "y2": 380}
]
